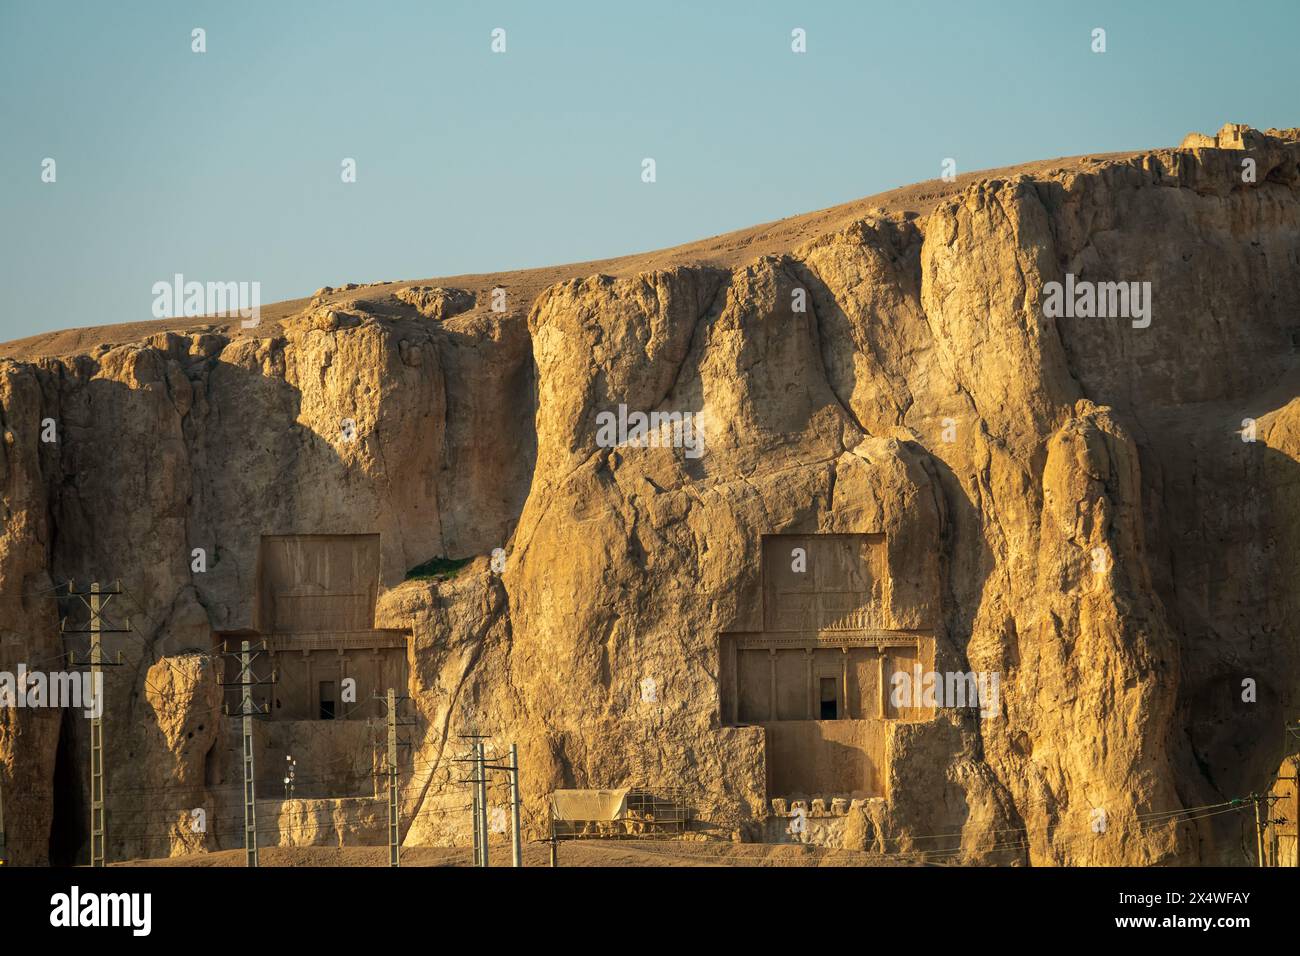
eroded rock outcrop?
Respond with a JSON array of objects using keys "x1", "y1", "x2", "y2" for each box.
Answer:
[{"x1": 2, "y1": 124, "x2": 1299, "y2": 865}]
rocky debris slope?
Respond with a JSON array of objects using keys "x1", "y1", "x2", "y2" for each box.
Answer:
[{"x1": 2, "y1": 124, "x2": 1298, "y2": 865}]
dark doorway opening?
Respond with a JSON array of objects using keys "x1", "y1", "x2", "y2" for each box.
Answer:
[
  {"x1": 319, "y1": 681, "x2": 336, "y2": 720},
  {"x1": 819, "y1": 678, "x2": 838, "y2": 720}
]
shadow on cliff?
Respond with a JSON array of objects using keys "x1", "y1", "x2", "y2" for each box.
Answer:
[
  {"x1": 1071, "y1": 341, "x2": 1300, "y2": 861},
  {"x1": 896, "y1": 441, "x2": 1023, "y2": 859},
  {"x1": 1161, "y1": 437, "x2": 1300, "y2": 863}
]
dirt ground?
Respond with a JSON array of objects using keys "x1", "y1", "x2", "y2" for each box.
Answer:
[{"x1": 112, "y1": 840, "x2": 924, "y2": 867}]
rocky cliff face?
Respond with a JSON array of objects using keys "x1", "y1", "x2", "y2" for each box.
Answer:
[{"x1": 2, "y1": 124, "x2": 1298, "y2": 865}]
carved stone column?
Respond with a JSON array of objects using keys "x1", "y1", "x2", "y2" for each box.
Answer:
[
  {"x1": 877, "y1": 649, "x2": 886, "y2": 719},
  {"x1": 841, "y1": 646, "x2": 850, "y2": 719},
  {"x1": 303, "y1": 648, "x2": 314, "y2": 719},
  {"x1": 768, "y1": 648, "x2": 777, "y2": 722},
  {"x1": 805, "y1": 647, "x2": 815, "y2": 719}
]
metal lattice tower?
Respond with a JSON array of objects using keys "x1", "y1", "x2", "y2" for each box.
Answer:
[
  {"x1": 240, "y1": 640, "x2": 258, "y2": 867},
  {"x1": 456, "y1": 733, "x2": 493, "y2": 867},
  {"x1": 62, "y1": 580, "x2": 127, "y2": 868},
  {"x1": 388, "y1": 688, "x2": 399, "y2": 867},
  {"x1": 219, "y1": 639, "x2": 275, "y2": 867},
  {"x1": 89, "y1": 584, "x2": 106, "y2": 867},
  {"x1": 475, "y1": 743, "x2": 488, "y2": 867},
  {"x1": 374, "y1": 689, "x2": 413, "y2": 867},
  {"x1": 470, "y1": 745, "x2": 482, "y2": 867},
  {"x1": 509, "y1": 743, "x2": 522, "y2": 868}
]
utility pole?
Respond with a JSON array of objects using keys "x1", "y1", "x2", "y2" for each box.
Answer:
[
  {"x1": 240, "y1": 641, "x2": 257, "y2": 868},
  {"x1": 509, "y1": 743, "x2": 522, "y2": 868},
  {"x1": 470, "y1": 763, "x2": 481, "y2": 866},
  {"x1": 457, "y1": 733, "x2": 511, "y2": 868},
  {"x1": 1254, "y1": 793, "x2": 1267, "y2": 867},
  {"x1": 89, "y1": 583, "x2": 107, "y2": 868},
  {"x1": 388, "y1": 689, "x2": 399, "y2": 867},
  {"x1": 1263, "y1": 792, "x2": 1287, "y2": 868},
  {"x1": 1294, "y1": 756, "x2": 1299, "y2": 869},
  {"x1": 62, "y1": 580, "x2": 127, "y2": 868},
  {"x1": 466, "y1": 742, "x2": 482, "y2": 867},
  {"x1": 220, "y1": 639, "x2": 273, "y2": 867},
  {"x1": 374, "y1": 689, "x2": 413, "y2": 868},
  {"x1": 1271, "y1": 798, "x2": 1281, "y2": 868},
  {"x1": 476, "y1": 742, "x2": 489, "y2": 868},
  {"x1": 456, "y1": 735, "x2": 490, "y2": 867}
]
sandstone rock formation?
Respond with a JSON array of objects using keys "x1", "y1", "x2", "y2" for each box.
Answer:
[{"x1": 2, "y1": 123, "x2": 1299, "y2": 866}]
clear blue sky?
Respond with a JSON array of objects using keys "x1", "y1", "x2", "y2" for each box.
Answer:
[{"x1": 1, "y1": 0, "x2": 1295, "y2": 342}]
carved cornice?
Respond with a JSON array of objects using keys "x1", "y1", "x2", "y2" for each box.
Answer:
[{"x1": 725, "y1": 629, "x2": 929, "y2": 650}]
